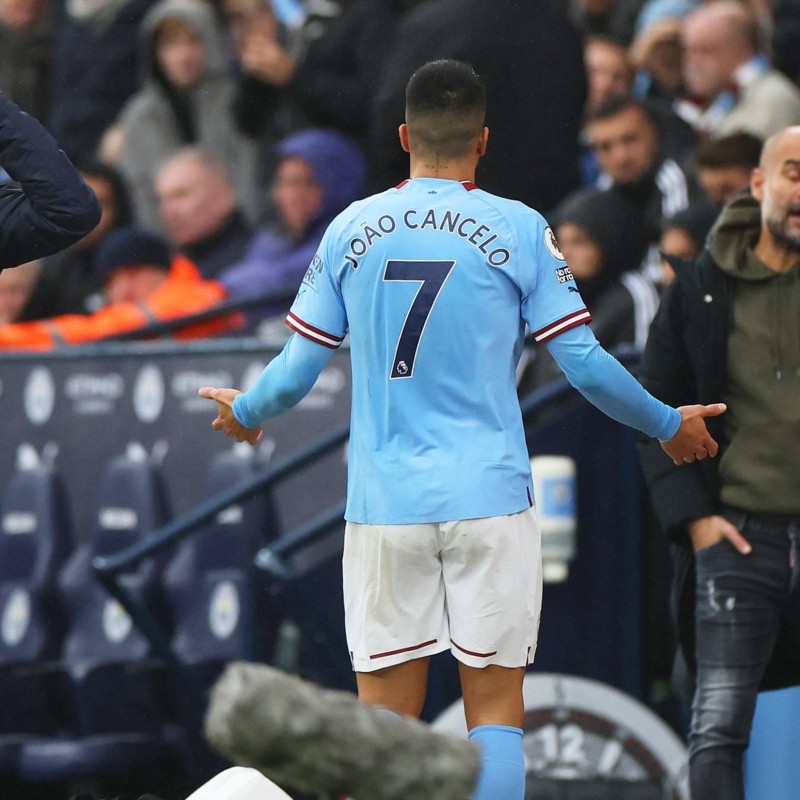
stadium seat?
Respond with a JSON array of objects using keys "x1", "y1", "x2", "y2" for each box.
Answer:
[
  {"x1": 164, "y1": 446, "x2": 279, "y2": 685},
  {"x1": 160, "y1": 446, "x2": 280, "y2": 778},
  {"x1": 19, "y1": 445, "x2": 181, "y2": 785},
  {"x1": 0, "y1": 457, "x2": 73, "y2": 772}
]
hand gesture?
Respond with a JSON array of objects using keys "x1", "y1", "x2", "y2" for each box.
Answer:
[
  {"x1": 241, "y1": 33, "x2": 296, "y2": 86},
  {"x1": 689, "y1": 514, "x2": 752, "y2": 555},
  {"x1": 660, "y1": 403, "x2": 726, "y2": 466},
  {"x1": 199, "y1": 386, "x2": 263, "y2": 446}
]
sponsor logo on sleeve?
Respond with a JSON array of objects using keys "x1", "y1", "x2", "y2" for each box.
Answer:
[
  {"x1": 301, "y1": 254, "x2": 324, "y2": 292},
  {"x1": 555, "y1": 266, "x2": 576, "y2": 284}
]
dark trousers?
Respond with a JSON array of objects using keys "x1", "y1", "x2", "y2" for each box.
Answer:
[{"x1": 689, "y1": 507, "x2": 800, "y2": 800}]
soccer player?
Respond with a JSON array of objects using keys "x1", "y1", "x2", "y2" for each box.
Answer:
[{"x1": 200, "y1": 60, "x2": 725, "y2": 800}]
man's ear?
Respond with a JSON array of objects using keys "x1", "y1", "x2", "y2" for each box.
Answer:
[
  {"x1": 477, "y1": 126, "x2": 489, "y2": 157},
  {"x1": 750, "y1": 167, "x2": 765, "y2": 202},
  {"x1": 399, "y1": 123, "x2": 411, "y2": 154}
]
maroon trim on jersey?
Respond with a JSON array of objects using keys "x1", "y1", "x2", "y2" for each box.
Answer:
[
  {"x1": 285, "y1": 312, "x2": 344, "y2": 349},
  {"x1": 394, "y1": 179, "x2": 477, "y2": 190},
  {"x1": 527, "y1": 486, "x2": 533, "y2": 507},
  {"x1": 532, "y1": 308, "x2": 592, "y2": 343},
  {"x1": 452, "y1": 640, "x2": 498, "y2": 658},
  {"x1": 369, "y1": 638, "x2": 438, "y2": 660}
]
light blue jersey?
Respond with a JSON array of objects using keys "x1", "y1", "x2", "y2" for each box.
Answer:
[{"x1": 286, "y1": 178, "x2": 591, "y2": 524}]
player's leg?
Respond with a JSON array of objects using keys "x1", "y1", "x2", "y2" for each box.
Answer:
[
  {"x1": 460, "y1": 663, "x2": 526, "y2": 800},
  {"x1": 356, "y1": 657, "x2": 430, "y2": 717},
  {"x1": 441, "y1": 508, "x2": 542, "y2": 800}
]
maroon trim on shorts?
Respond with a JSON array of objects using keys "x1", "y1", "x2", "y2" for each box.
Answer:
[
  {"x1": 369, "y1": 639, "x2": 438, "y2": 660},
  {"x1": 452, "y1": 640, "x2": 498, "y2": 658}
]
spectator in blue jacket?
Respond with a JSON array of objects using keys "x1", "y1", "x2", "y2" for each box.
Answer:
[
  {"x1": 0, "y1": 92, "x2": 100, "y2": 271},
  {"x1": 220, "y1": 128, "x2": 367, "y2": 327}
]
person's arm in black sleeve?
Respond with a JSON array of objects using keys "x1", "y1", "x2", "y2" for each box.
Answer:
[
  {"x1": 637, "y1": 279, "x2": 718, "y2": 541},
  {"x1": 0, "y1": 92, "x2": 101, "y2": 270}
]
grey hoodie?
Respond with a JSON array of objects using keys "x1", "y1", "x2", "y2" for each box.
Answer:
[
  {"x1": 118, "y1": 0, "x2": 258, "y2": 231},
  {"x1": 709, "y1": 193, "x2": 800, "y2": 513}
]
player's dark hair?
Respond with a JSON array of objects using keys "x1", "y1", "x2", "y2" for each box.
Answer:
[
  {"x1": 405, "y1": 60, "x2": 486, "y2": 159},
  {"x1": 694, "y1": 131, "x2": 763, "y2": 170}
]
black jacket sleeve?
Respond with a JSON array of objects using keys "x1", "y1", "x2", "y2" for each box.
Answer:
[
  {"x1": 637, "y1": 279, "x2": 719, "y2": 540},
  {"x1": 0, "y1": 92, "x2": 101, "y2": 270}
]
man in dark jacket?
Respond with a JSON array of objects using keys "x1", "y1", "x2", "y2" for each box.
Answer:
[
  {"x1": 638, "y1": 126, "x2": 800, "y2": 800},
  {"x1": 0, "y1": 91, "x2": 100, "y2": 271}
]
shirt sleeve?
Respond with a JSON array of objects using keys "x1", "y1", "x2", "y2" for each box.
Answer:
[
  {"x1": 232, "y1": 333, "x2": 336, "y2": 427},
  {"x1": 284, "y1": 223, "x2": 348, "y2": 348},
  {"x1": 546, "y1": 323, "x2": 681, "y2": 441},
  {"x1": 519, "y1": 210, "x2": 592, "y2": 342}
]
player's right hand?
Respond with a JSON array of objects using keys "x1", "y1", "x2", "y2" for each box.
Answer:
[
  {"x1": 199, "y1": 386, "x2": 263, "y2": 446},
  {"x1": 659, "y1": 403, "x2": 726, "y2": 466}
]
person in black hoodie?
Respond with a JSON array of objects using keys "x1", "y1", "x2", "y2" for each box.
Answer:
[
  {"x1": 0, "y1": 91, "x2": 100, "y2": 271},
  {"x1": 369, "y1": 0, "x2": 586, "y2": 215},
  {"x1": 638, "y1": 126, "x2": 800, "y2": 800}
]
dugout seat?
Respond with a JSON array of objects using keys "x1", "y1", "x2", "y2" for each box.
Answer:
[
  {"x1": 0, "y1": 455, "x2": 73, "y2": 773},
  {"x1": 160, "y1": 447, "x2": 280, "y2": 779},
  {"x1": 19, "y1": 444, "x2": 182, "y2": 784}
]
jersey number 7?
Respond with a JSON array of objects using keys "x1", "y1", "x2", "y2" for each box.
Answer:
[{"x1": 383, "y1": 259, "x2": 456, "y2": 380}]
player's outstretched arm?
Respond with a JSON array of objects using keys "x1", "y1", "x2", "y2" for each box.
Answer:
[
  {"x1": 200, "y1": 332, "x2": 336, "y2": 442},
  {"x1": 659, "y1": 403, "x2": 726, "y2": 466},
  {"x1": 546, "y1": 324, "x2": 725, "y2": 464}
]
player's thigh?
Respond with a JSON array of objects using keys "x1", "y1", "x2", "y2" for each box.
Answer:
[
  {"x1": 441, "y1": 508, "x2": 542, "y2": 668},
  {"x1": 343, "y1": 521, "x2": 449, "y2": 673}
]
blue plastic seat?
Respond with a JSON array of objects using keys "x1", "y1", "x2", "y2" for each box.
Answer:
[
  {"x1": 160, "y1": 447, "x2": 280, "y2": 779},
  {"x1": 0, "y1": 460, "x2": 73, "y2": 772},
  {"x1": 19, "y1": 447, "x2": 179, "y2": 784}
]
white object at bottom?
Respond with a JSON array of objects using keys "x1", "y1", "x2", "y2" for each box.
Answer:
[{"x1": 185, "y1": 766, "x2": 293, "y2": 799}]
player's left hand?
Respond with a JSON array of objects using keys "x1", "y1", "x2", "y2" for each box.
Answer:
[
  {"x1": 659, "y1": 403, "x2": 726, "y2": 466},
  {"x1": 199, "y1": 386, "x2": 263, "y2": 446}
]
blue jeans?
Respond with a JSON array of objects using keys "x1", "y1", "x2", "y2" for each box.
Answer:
[{"x1": 689, "y1": 507, "x2": 800, "y2": 800}]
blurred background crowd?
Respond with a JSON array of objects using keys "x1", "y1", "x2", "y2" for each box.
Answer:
[{"x1": 1, "y1": 0, "x2": 799, "y2": 361}]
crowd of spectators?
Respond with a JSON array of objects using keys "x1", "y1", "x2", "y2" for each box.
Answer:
[{"x1": 1, "y1": 0, "x2": 799, "y2": 350}]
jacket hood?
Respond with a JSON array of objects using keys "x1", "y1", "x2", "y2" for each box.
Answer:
[
  {"x1": 275, "y1": 128, "x2": 367, "y2": 225},
  {"x1": 709, "y1": 192, "x2": 774, "y2": 281},
  {"x1": 138, "y1": 0, "x2": 228, "y2": 87}
]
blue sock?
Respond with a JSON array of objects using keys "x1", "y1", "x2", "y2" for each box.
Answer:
[{"x1": 468, "y1": 724, "x2": 525, "y2": 800}]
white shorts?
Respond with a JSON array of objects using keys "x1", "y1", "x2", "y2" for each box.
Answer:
[{"x1": 343, "y1": 507, "x2": 542, "y2": 672}]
